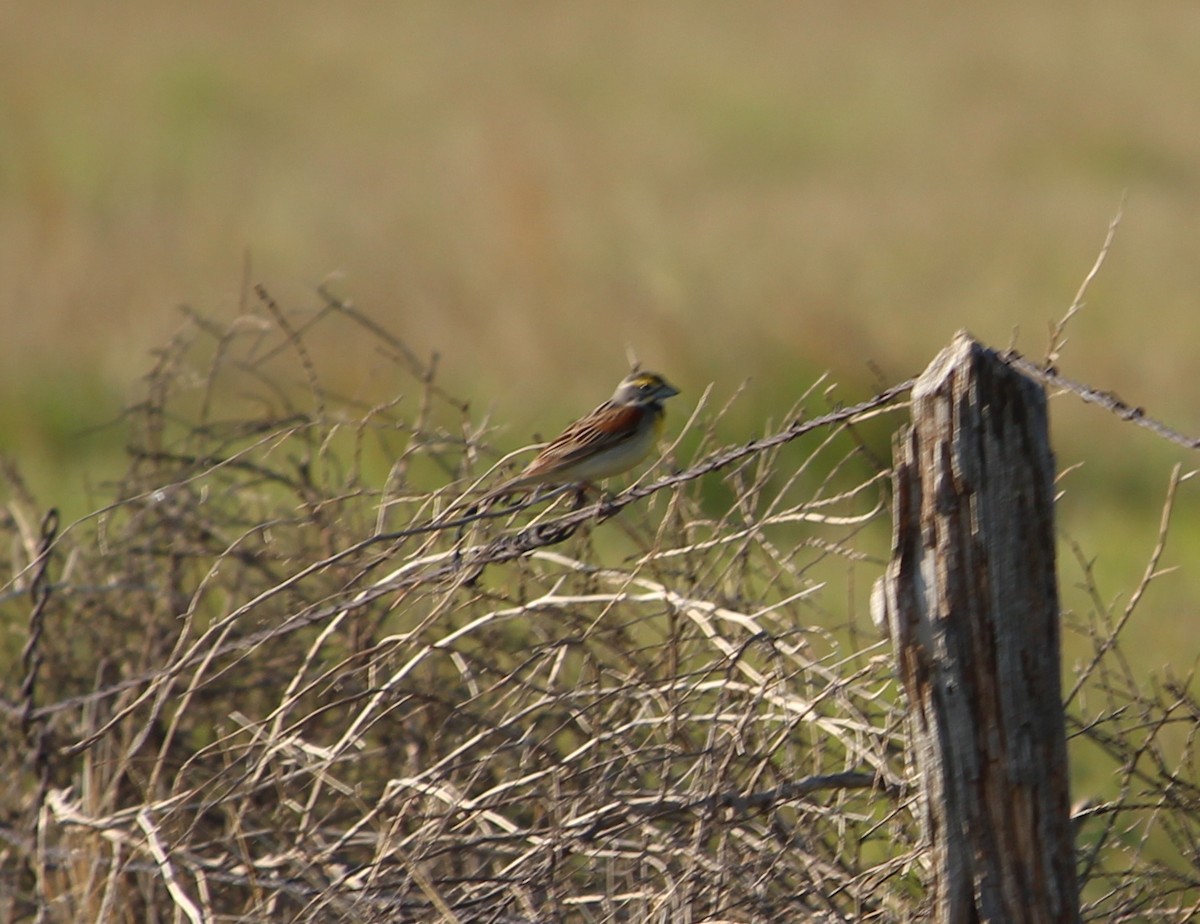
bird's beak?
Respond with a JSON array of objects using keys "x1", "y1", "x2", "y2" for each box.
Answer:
[{"x1": 660, "y1": 381, "x2": 680, "y2": 398}]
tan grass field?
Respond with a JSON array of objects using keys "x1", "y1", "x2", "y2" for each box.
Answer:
[{"x1": 2, "y1": 0, "x2": 1199, "y2": 799}]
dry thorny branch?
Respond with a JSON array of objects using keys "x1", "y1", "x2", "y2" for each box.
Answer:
[{"x1": 0, "y1": 287, "x2": 1198, "y2": 922}]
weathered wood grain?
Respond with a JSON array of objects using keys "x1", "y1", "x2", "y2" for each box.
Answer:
[{"x1": 873, "y1": 331, "x2": 1080, "y2": 923}]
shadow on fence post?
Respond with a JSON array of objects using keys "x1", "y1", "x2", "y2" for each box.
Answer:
[{"x1": 873, "y1": 331, "x2": 1081, "y2": 923}]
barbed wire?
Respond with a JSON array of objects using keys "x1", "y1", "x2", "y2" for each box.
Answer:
[{"x1": 1, "y1": 295, "x2": 1197, "y2": 922}]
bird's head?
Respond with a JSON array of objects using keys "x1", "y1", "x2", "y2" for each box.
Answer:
[{"x1": 611, "y1": 370, "x2": 680, "y2": 408}]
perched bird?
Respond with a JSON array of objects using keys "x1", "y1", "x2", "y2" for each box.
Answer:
[{"x1": 484, "y1": 369, "x2": 680, "y2": 503}]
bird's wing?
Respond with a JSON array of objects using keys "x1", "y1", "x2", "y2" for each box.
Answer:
[{"x1": 519, "y1": 402, "x2": 644, "y2": 478}]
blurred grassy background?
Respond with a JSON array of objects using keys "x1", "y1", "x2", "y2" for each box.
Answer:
[{"x1": 2, "y1": 4, "x2": 1198, "y2": 745}]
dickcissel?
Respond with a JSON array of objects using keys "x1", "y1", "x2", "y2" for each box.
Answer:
[{"x1": 485, "y1": 369, "x2": 680, "y2": 502}]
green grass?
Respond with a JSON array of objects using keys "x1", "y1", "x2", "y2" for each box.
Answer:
[{"x1": 2, "y1": 0, "x2": 1199, "y2": 799}]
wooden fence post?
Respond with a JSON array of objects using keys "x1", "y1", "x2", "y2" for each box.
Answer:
[{"x1": 873, "y1": 332, "x2": 1081, "y2": 923}]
